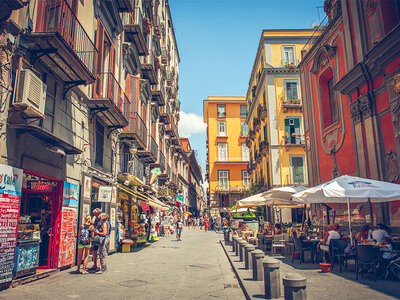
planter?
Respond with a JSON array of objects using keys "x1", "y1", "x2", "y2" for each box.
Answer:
[{"x1": 320, "y1": 263, "x2": 331, "y2": 273}]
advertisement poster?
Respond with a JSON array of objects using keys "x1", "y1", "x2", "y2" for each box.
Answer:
[
  {"x1": 0, "y1": 164, "x2": 22, "y2": 284},
  {"x1": 83, "y1": 176, "x2": 92, "y2": 201},
  {"x1": 81, "y1": 203, "x2": 90, "y2": 225},
  {"x1": 63, "y1": 182, "x2": 79, "y2": 208},
  {"x1": 97, "y1": 186, "x2": 112, "y2": 202},
  {"x1": 58, "y1": 207, "x2": 77, "y2": 268},
  {"x1": 110, "y1": 207, "x2": 116, "y2": 227}
]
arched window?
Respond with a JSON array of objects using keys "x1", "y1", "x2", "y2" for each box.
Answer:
[{"x1": 319, "y1": 67, "x2": 338, "y2": 128}]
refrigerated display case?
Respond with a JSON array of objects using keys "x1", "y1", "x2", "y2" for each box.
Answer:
[{"x1": 14, "y1": 224, "x2": 41, "y2": 278}]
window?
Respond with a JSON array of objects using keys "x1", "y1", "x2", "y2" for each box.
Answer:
[
  {"x1": 241, "y1": 143, "x2": 250, "y2": 161},
  {"x1": 242, "y1": 170, "x2": 250, "y2": 187},
  {"x1": 240, "y1": 105, "x2": 247, "y2": 118},
  {"x1": 263, "y1": 91, "x2": 266, "y2": 107},
  {"x1": 95, "y1": 120, "x2": 105, "y2": 166},
  {"x1": 320, "y1": 68, "x2": 338, "y2": 128},
  {"x1": 217, "y1": 143, "x2": 228, "y2": 161},
  {"x1": 285, "y1": 118, "x2": 301, "y2": 145},
  {"x1": 291, "y1": 156, "x2": 305, "y2": 184},
  {"x1": 241, "y1": 121, "x2": 248, "y2": 137},
  {"x1": 282, "y1": 46, "x2": 295, "y2": 65},
  {"x1": 264, "y1": 124, "x2": 268, "y2": 143},
  {"x1": 217, "y1": 121, "x2": 227, "y2": 137},
  {"x1": 218, "y1": 170, "x2": 229, "y2": 187},
  {"x1": 285, "y1": 81, "x2": 298, "y2": 100},
  {"x1": 217, "y1": 104, "x2": 226, "y2": 118},
  {"x1": 219, "y1": 193, "x2": 230, "y2": 207}
]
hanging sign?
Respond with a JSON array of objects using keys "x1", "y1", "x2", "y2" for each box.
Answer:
[
  {"x1": 97, "y1": 186, "x2": 112, "y2": 202},
  {"x1": 63, "y1": 182, "x2": 79, "y2": 208},
  {"x1": 0, "y1": 164, "x2": 23, "y2": 284}
]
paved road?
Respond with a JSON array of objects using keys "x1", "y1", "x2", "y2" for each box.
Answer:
[{"x1": 0, "y1": 228, "x2": 245, "y2": 300}]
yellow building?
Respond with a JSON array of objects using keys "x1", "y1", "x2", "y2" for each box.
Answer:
[
  {"x1": 246, "y1": 30, "x2": 315, "y2": 193},
  {"x1": 204, "y1": 96, "x2": 250, "y2": 216}
]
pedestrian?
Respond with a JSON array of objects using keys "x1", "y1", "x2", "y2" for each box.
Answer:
[
  {"x1": 93, "y1": 213, "x2": 110, "y2": 274},
  {"x1": 204, "y1": 218, "x2": 209, "y2": 232},
  {"x1": 89, "y1": 208, "x2": 102, "y2": 271},
  {"x1": 74, "y1": 215, "x2": 94, "y2": 274},
  {"x1": 175, "y1": 217, "x2": 183, "y2": 241}
]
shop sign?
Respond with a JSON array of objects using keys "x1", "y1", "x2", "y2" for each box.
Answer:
[
  {"x1": 0, "y1": 164, "x2": 23, "y2": 284},
  {"x1": 97, "y1": 186, "x2": 112, "y2": 202},
  {"x1": 58, "y1": 207, "x2": 77, "y2": 268},
  {"x1": 118, "y1": 191, "x2": 129, "y2": 201},
  {"x1": 82, "y1": 176, "x2": 92, "y2": 201},
  {"x1": 62, "y1": 182, "x2": 79, "y2": 208},
  {"x1": 111, "y1": 186, "x2": 117, "y2": 204}
]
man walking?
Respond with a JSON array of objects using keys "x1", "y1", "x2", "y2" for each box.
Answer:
[
  {"x1": 175, "y1": 217, "x2": 183, "y2": 241},
  {"x1": 89, "y1": 208, "x2": 102, "y2": 271}
]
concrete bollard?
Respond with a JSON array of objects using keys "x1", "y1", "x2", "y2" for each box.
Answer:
[
  {"x1": 263, "y1": 257, "x2": 281, "y2": 299},
  {"x1": 251, "y1": 249, "x2": 265, "y2": 281},
  {"x1": 232, "y1": 236, "x2": 239, "y2": 252},
  {"x1": 238, "y1": 240, "x2": 247, "y2": 262},
  {"x1": 235, "y1": 238, "x2": 243, "y2": 256},
  {"x1": 283, "y1": 273, "x2": 307, "y2": 300},
  {"x1": 244, "y1": 244, "x2": 256, "y2": 269}
]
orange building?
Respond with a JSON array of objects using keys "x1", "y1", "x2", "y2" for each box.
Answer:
[{"x1": 204, "y1": 96, "x2": 250, "y2": 216}]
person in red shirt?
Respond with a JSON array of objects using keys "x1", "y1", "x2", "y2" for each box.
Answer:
[{"x1": 204, "y1": 218, "x2": 209, "y2": 232}]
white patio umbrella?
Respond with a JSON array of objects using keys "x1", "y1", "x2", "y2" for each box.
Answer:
[
  {"x1": 236, "y1": 186, "x2": 306, "y2": 208},
  {"x1": 292, "y1": 175, "x2": 400, "y2": 244},
  {"x1": 231, "y1": 207, "x2": 257, "y2": 213}
]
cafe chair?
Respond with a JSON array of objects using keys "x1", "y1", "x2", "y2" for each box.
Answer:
[
  {"x1": 292, "y1": 236, "x2": 314, "y2": 264},
  {"x1": 330, "y1": 239, "x2": 347, "y2": 272},
  {"x1": 271, "y1": 236, "x2": 286, "y2": 256},
  {"x1": 265, "y1": 236, "x2": 274, "y2": 253},
  {"x1": 356, "y1": 244, "x2": 379, "y2": 281},
  {"x1": 247, "y1": 230, "x2": 258, "y2": 245}
]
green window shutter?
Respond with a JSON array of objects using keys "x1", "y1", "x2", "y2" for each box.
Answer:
[
  {"x1": 294, "y1": 118, "x2": 300, "y2": 129},
  {"x1": 285, "y1": 119, "x2": 290, "y2": 133},
  {"x1": 292, "y1": 157, "x2": 304, "y2": 183}
]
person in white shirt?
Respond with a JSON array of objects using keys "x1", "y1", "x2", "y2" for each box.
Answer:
[
  {"x1": 372, "y1": 223, "x2": 389, "y2": 244},
  {"x1": 320, "y1": 224, "x2": 341, "y2": 252}
]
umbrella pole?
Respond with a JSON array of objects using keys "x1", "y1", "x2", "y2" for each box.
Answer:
[{"x1": 347, "y1": 197, "x2": 353, "y2": 245}]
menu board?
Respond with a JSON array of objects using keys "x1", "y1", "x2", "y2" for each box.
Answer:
[
  {"x1": 58, "y1": 207, "x2": 77, "y2": 268},
  {"x1": 0, "y1": 165, "x2": 23, "y2": 283}
]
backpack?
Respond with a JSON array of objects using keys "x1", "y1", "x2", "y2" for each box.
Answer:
[{"x1": 78, "y1": 226, "x2": 91, "y2": 245}]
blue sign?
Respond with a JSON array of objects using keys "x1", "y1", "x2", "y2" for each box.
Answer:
[{"x1": 63, "y1": 182, "x2": 79, "y2": 208}]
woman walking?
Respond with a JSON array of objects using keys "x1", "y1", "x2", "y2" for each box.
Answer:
[
  {"x1": 94, "y1": 213, "x2": 110, "y2": 274},
  {"x1": 75, "y1": 215, "x2": 94, "y2": 274}
]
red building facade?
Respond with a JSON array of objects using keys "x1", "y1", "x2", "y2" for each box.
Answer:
[{"x1": 299, "y1": 0, "x2": 400, "y2": 228}]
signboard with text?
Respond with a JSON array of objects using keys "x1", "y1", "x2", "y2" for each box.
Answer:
[
  {"x1": 0, "y1": 164, "x2": 23, "y2": 284},
  {"x1": 58, "y1": 207, "x2": 77, "y2": 268},
  {"x1": 97, "y1": 186, "x2": 112, "y2": 202}
]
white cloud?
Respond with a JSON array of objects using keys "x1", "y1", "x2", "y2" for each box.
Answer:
[{"x1": 178, "y1": 111, "x2": 206, "y2": 137}]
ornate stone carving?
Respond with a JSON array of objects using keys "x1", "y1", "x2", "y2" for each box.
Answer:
[
  {"x1": 350, "y1": 99, "x2": 362, "y2": 124},
  {"x1": 365, "y1": 0, "x2": 377, "y2": 16},
  {"x1": 321, "y1": 55, "x2": 329, "y2": 68},
  {"x1": 325, "y1": 127, "x2": 339, "y2": 146},
  {"x1": 386, "y1": 149, "x2": 399, "y2": 183},
  {"x1": 393, "y1": 73, "x2": 400, "y2": 94},
  {"x1": 359, "y1": 92, "x2": 375, "y2": 120}
]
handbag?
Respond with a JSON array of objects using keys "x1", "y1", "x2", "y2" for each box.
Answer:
[{"x1": 92, "y1": 234, "x2": 105, "y2": 245}]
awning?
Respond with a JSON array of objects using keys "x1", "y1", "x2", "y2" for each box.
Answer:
[
  {"x1": 144, "y1": 193, "x2": 170, "y2": 210},
  {"x1": 140, "y1": 200, "x2": 150, "y2": 211},
  {"x1": 118, "y1": 183, "x2": 148, "y2": 201}
]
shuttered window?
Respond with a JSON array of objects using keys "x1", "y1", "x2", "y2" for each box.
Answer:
[
  {"x1": 291, "y1": 156, "x2": 304, "y2": 184},
  {"x1": 286, "y1": 82, "x2": 298, "y2": 100}
]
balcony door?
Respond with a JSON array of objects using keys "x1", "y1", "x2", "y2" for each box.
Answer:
[
  {"x1": 43, "y1": 0, "x2": 78, "y2": 47},
  {"x1": 217, "y1": 143, "x2": 228, "y2": 162}
]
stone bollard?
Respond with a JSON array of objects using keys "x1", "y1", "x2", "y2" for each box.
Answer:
[
  {"x1": 235, "y1": 238, "x2": 243, "y2": 256},
  {"x1": 283, "y1": 273, "x2": 307, "y2": 300},
  {"x1": 232, "y1": 236, "x2": 238, "y2": 252},
  {"x1": 251, "y1": 249, "x2": 265, "y2": 281},
  {"x1": 244, "y1": 244, "x2": 256, "y2": 269},
  {"x1": 238, "y1": 240, "x2": 247, "y2": 262},
  {"x1": 263, "y1": 257, "x2": 281, "y2": 299}
]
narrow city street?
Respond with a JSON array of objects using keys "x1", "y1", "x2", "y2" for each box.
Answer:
[{"x1": 0, "y1": 230, "x2": 244, "y2": 300}]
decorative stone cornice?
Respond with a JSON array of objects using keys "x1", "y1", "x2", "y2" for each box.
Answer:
[
  {"x1": 349, "y1": 99, "x2": 362, "y2": 124},
  {"x1": 349, "y1": 92, "x2": 375, "y2": 124}
]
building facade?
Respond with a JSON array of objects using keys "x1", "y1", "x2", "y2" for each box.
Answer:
[
  {"x1": 0, "y1": 0, "x2": 191, "y2": 277},
  {"x1": 246, "y1": 30, "x2": 314, "y2": 195},
  {"x1": 204, "y1": 96, "x2": 250, "y2": 216},
  {"x1": 299, "y1": 0, "x2": 400, "y2": 228}
]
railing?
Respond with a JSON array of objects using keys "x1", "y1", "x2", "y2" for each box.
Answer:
[
  {"x1": 96, "y1": 72, "x2": 130, "y2": 120},
  {"x1": 122, "y1": 6, "x2": 148, "y2": 43},
  {"x1": 124, "y1": 112, "x2": 147, "y2": 146},
  {"x1": 159, "y1": 150, "x2": 165, "y2": 169},
  {"x1": 301, "y1": 14, "x2": 329, "y2": 57},
  {"x1": 150, "y1": 135, "x2": 158, "y2": 158},
  {"x1": 216, "y1": 156, "x2": 250, "y2": 162},
  {"x1": 119, "y1": 153, "x2": 144, "y2": 180},
  {"x1": 281, "y1": 59, "x2": 298, "y2": 67},
  {"x1": 284, "y1": 135, "x2": 305, "y2": 145},
  {"x1": 40, "y1": 0, "x2": 97, "y2": 74}
]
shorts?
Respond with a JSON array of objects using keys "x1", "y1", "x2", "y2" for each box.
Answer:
[
  {"x1": 92, "y1": 244, "x2": 99, "y2": 251},
  {"x1": 78, "y1": 243, "x2": 92, "y2": 249},
  {"x1": 177, "y1": 228, "x2": 182, "y2": 235}
]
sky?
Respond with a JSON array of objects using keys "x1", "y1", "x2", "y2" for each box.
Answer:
[{"x1": 169, "y1": 0, "x2": 325, "y2": 175}]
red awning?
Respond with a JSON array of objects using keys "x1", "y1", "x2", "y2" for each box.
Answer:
[
  {"x1": 140, "y1": 200, "x2": 150, "y2": 211},
  {"x1": 149, "y1": 205, "x2": 156, "y2": 214}
]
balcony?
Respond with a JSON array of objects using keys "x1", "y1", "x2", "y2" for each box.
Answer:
[
  {"x1": 260, "y1": 140, "x2": 268, "y2": 155},
  {"x1": 284, "y1": 134, "x2": 305, "y2": 150},
  {"x1": 161, "y1": 47, "x2": 167, "y2": 65},
  {"x1": 282, "y1": 99, "x2": 302, "y2": 112},
  {"x1": 116, "y1": 0, "x2": 134, "y2": 12},
  {"x1": 258, "y1": 105, "x2": 267, "y2": 121},
  {"x1": 166, "y1": 124, "x2": 175, "y2": 137},
  {"x1": 254, "y1": 118, "x2": 261, "y2": 131},
  {"x1": 141, "y1": 52, "x2": 157, "y2": 85},
  {"x1": 160, "y1": 103, "x2": 171, "y2": 125},
  {"x1": 152, "y1": 80, "x2": 165, "y2": 106},
  {"x1": 123, "y1": 7, "x2": 149, "y2": 56},
  {"x1": 89, "y1": 72, "x2": 130, "y2": 129},
  {"x1": 118, "y1": 153, "x2": 145, "y2": 186},
  {"x1": 120, "y1": 112, "x2": 147, "y2": 149},
  {"x1": 215, "y1": 156, "x2": 249, "y2": 163},
  {"x1": 137, "y1": 135, "x2": 157, "y2": 164},
  {"x1": 26, "y1": 0, "x2": 96, "y2": 85},
  {"x1": 249, "y1": 129, "x2": 256, "y2": 140}
]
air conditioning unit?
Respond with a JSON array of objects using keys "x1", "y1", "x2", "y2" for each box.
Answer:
[{"x1": 14, "y1": 69, "x2": 47, "y2": 118}]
